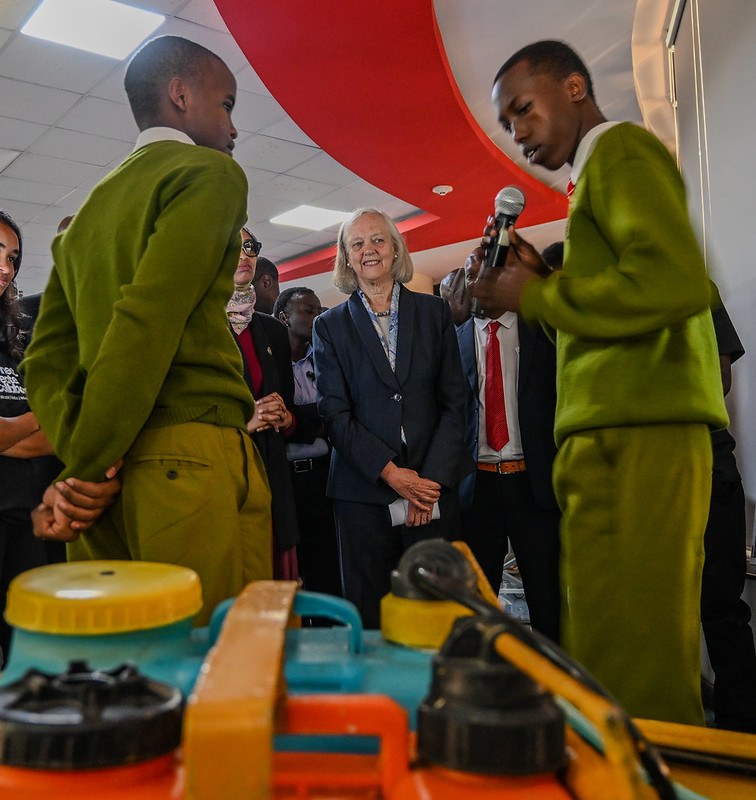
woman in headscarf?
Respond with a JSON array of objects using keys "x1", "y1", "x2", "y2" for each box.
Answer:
[{"x1": 228, "y1": 228, "x2": 299, "y2": 579}]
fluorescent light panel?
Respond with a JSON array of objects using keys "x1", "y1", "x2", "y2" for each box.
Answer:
[
  {"x1": 22, "y1": 0, "x2": 164, "y2": 60},
  {"x1": 271, "y1": 205, "x2": 351, "y2": 231}
]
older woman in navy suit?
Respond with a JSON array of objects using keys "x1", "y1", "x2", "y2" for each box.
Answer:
[{"x1": 312, "y1": 208, "x2": 474, "y2": 628}]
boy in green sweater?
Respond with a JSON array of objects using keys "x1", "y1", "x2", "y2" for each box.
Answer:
[
  {"x1": 22, "y1": 36, "x2": 272, "y2": 625},
  {"x1": 470, "y1": 40, "x2": 728, "y2": 724}
]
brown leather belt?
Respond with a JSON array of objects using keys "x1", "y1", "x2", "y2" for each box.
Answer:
[{"x1": 477, "y1": 460, "x2": 526, "y2": 474}]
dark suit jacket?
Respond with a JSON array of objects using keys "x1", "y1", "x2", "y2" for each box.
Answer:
[
  {"x1": 235, "y1": 312, "x2": 299, "y2": 550},
  {"x1": 457, "y1": 316, "x2": 559, "y2": 510},
  {"x1": 313, "y1": 285, "x2": 474, "y2": 505}
]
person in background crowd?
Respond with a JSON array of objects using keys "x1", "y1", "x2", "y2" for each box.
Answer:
[
  {"x1": 438, "y1": 267, "x2": 471, "y2": 326},
  {"x1": 457, "y1": 245, "x2": 561, "y2": 641},
  {"x1": 703, "y1": 304, "x2": 756, "y2": 732},
  {"x1": 229, "y1": 230, "x2": 299, "y2": 579},
  {"x1": 273, "y1": 286, "x2": 341, "y2": 601},
  {"x1": 313, "y1": 208, "x2": 473, "y2": 628},
  {"x1": 0, "y1": 209, "x2": 120, "y2": 665},
  {"x1": 252, "y1": 255, "x2": 280, "y2": 315}
]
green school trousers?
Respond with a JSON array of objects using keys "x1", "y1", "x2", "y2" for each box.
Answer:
[{"x1": 553, "y1": 423, "x2": 711, "y2": 725}]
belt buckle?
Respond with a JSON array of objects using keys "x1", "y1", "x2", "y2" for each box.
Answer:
[{"x1": 293, "y1": 459, "x2": 312, "y2": 474}]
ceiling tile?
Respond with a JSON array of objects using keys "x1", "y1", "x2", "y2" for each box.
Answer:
[
  {"x1": 0, "y1": 0, "x2": 37, "y2": 30},
  {"x1": 51, "y1": 187, "x2": 94, "y2": 210},
  {"x1": 0, "y1": 149, "x2": 19, "y2": 171},
  {"x1": 233, "y1": 90, "x2": 287, "y2": 134},
  {"x1": 89, "y1": 62, "x2": 129, "y2": 103},
  {"x1": 317, "y1": 181, "x2": 418, "y2": 219},
  {"x1": 0, "y1": 75, "x2": 81, "y2": 125},
  {"x1": 0, "y1": 35, "x2": 118, "y2": 93},
  {"x1": 0, "y1": 116, "x2": 47, "y2": 150},
  {"x1": 31, "y1": 128, "x2": 131, "y2": 166},
  {"x1": 233, "y1": 134, "x2": 317, "y2": 173},
  {"x1": 161, "y1": 17, "x2": 246, "y2": 72},
  {"x1": 29, "y1": 203, "x2": 87, "y2": 227},
  {"x1": 234, "y1": 64, "x2": 271, "y2": 97},
  {"x1": 0, "y1": 198, "x2": 46, "y2": 225},
  {"x1": 0, "y1": 175, "x2": 72, "y2": 205},
  {"x1": 243, "y1": 195, "x2": 296, "y2": 229},
  {"x1": 252, "y1": 173, "x2": 339, "y2": 206},
  {"x1": 242, "y1": 165, "x2": 279, "y2": 188},
  {"x1": 3, "y1": 152, "x2": 101, "y2": 188},
  {"x1": 291, "y1": 229, "x2": 345, "y2": 249},
  {"x1": 16, "y1": 220, "x2": 58, "y2": 253},
  {"x1": 289, "y1": 152, "x2": 359, "y2": 185},
  {"x1": 136, "y1": 0, "x2": 187, "y2": 14},
  {"x1": 57, "y1": 96, "x2": 137, "y2": 141},
  {"x1": 176, "y1": 0, "x2": 228, "y2": 31},
  {"x1": 256, "y1": 117, "x2": 317, "y2": 148}
]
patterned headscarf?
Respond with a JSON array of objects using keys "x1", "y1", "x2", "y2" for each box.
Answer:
[{"x1": 227, "y1": 282, "x2": 256, "y2": 334}]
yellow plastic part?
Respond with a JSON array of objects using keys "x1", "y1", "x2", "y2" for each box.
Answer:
[
  {"x1": 379, "y1": 540, "x2": 498, "y2": 650},
  {"x1": 380, "y1": 592, "x2": 473, "y2": 649},
  {"x1": 635, "y1": 719, "x2": 756, "y2": 800},
  {"x1": 183, "y1": 580, "x2": 298, "y2": 800},
  {"x1": 5, "y1": 560, "x2": 202, "y2": 634},
  {"x1": 493, "y1": 632, "x2": 659, "y2": 800}
]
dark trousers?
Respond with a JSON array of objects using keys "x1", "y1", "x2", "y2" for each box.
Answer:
[
  {"x1": 290, "y1": 456, "x2": 342, "y2": 599},
  {"x1": 702, "y1": 477, "x2": 756, "y2": 732},
  {"x1": 0, "y1": 508, "x2": 49, "y2": 667},
  {"x1": 461, "y1": 470, "x2": 561, "y2": 643},
  {"x1": 334, "y1": 491, "x2": 460, "y2": 630}
]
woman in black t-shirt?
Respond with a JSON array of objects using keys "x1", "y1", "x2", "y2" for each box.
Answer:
[{"x1": 0, "y1": 210, "x2": 60, "y2": 666}]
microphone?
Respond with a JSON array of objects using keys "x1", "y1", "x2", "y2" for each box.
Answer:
[{"x1": 470, "y1": 186, "x2": 526, "y2": 318}]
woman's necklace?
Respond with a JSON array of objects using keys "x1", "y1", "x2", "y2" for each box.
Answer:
[{"x1": 375, "y1": 309, "x2": 390, "y2": 317}]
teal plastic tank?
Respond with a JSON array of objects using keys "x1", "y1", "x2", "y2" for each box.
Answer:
[{"x1": 1, "y1": 561, "x2": 211, "y2": 695}]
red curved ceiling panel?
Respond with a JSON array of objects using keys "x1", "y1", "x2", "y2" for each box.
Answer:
[{"x1": 215, "y1": 0, "x2": 567, "y2": 280}]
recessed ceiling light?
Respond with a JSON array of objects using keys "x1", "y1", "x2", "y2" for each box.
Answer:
[
  {"x1": 22, "y1": 0, "x2": 164, "y2": 60},
  {"x1": 271, "y1": 205, "x2": 351, "y2": 231}
]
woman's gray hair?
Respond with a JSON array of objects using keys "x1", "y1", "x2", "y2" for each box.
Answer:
[{"x1": 332, "y1": 208, "x2": 414, "y2": 294}]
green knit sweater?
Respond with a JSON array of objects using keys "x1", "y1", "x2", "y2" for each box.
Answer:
[
  {"x1": 22, "y1": 140, "x2": 253, "y2": 481},
  {"x1": 520, "y1": 122, "x2": 728, "y2": 446}
]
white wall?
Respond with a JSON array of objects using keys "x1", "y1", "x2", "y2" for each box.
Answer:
[{"x1": 667, "y1": 0, "x2": 756, "y2": 537}]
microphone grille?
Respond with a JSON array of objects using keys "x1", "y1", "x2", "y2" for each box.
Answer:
[{"x1": 495, "y1": 186, "x2": 526, "y2": 217}]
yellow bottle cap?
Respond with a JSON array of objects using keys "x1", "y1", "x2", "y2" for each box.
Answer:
[
  {"x1": 6, "y1": 560, "x2": 202, "y2": 634},
  {"x1": 380, "y1": 592, "x2": 473, "y2": 650}
]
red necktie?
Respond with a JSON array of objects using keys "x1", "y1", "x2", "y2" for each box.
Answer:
[
  {"x1": 485, "y1": 321, "x2": 509, "y2": 451},
  {"x1": 566, "y1": 180, "x2": 575, "y2": 198}
]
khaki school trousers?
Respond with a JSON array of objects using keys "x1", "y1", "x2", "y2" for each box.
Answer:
[{"x1": 69, "y1": 422, "x2": 272, "y2": 625}]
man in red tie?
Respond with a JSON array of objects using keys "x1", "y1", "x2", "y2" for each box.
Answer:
[{"x1": 456, "y1": 248, "x2": 561, "y2": 643}]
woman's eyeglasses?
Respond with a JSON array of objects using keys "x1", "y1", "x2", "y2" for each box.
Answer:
[{"x1": 242, "y1": 238, "x2": 262, "y2": 257}]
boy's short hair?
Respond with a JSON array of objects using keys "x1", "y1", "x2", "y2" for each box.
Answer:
[
  {"x1": 272, "y1": 286, "x2": 315, "y2": 319},
  {"x1": 254, "y1": 257, "x2": 279, "y2": 283},
  {"x1": 125, "y1": 35, "x2": 222, "y2": 127},
  {"x1": 494, "y1": 40, "x2": 595, "y2": 103},
  {"x1": 541, "y1": 241, "x2": 564, "y2": 271}
]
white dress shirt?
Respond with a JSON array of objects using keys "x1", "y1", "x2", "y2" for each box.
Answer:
[{"x1": 473, "y1": 312, "x2": 524, "y2": 462}]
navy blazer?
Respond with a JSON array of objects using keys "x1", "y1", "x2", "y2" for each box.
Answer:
[
  {"x1": 457, "y1": 316, "x2": 559, "y2": 510},
  {"x1": 313, "y1": 285, "x2": 474, "y2": 505}
]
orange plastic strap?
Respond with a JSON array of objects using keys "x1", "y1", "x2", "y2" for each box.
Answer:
[{"x1": 183, "y1": 581, "x2": 298, "y2": 800}]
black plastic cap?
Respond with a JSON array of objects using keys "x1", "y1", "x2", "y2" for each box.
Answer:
[
  {"x1": 390, "y1": 538, "x2": 478, "y2": 600},
  {"x1": 0, "y1": 661, "x2": 183, "y2": 769},
  {"x1": 417, "y1": 617, "x2": 567, "y2": 775}
]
